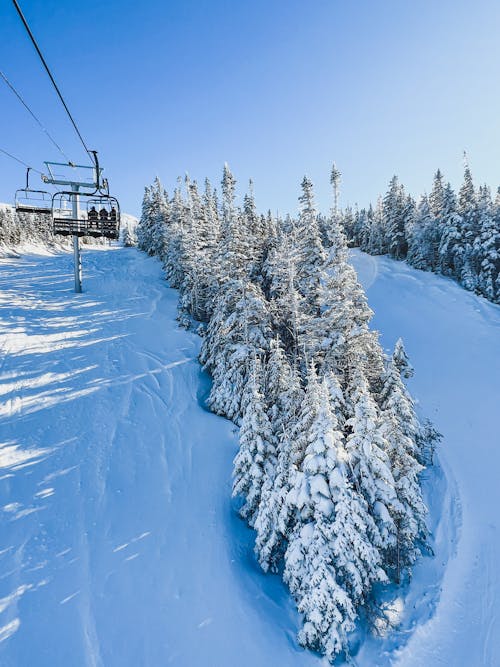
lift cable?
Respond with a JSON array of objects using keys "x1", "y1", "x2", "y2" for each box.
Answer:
[
  {"x1": 11, "y1": 0, "x2": 94, "y2": 164},
  {"x1": 0, "y1": 68, "x2": 71, "y2": 163},
  {"x1": 0, "y1": 146, "x2": 43, "y2": 174}
]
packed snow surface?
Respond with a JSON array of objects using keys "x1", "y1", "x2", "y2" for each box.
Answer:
[
  {"x1": 351, "y1": 250, "x2": 500, "y2": 667},
  {"x1": 0, "y1": 246, "x2": 498, "y2": 666}
]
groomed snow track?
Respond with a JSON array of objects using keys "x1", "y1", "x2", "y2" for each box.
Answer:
[{"x1": 351, "y1": 250, "x2": 500, "y2": 667}]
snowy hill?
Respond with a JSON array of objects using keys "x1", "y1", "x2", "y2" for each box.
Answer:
[{"x1": 0, "y1": 246, "x2": 498, "y2": 665}]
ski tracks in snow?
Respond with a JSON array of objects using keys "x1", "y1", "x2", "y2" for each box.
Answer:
[{"x1": 0, "y1": 247, "x2": 319, "y2": 667}]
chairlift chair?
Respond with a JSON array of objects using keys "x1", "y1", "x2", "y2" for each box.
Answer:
[
  {"x1": 52, "y1": 191, "x2": 120, "y2": 239},
  {"x1": 14, "y1": 168, "x2": 52, "y2": 215}
]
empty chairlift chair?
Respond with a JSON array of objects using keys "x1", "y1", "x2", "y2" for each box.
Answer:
[{"x1": 14, "y1": 168, "x2": 52, "y2": 216}]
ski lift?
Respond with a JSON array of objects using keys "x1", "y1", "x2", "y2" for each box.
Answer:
[
  {"x1": 48, "y1": 153, "x2": 120, "y2": 240},
  {"x1": 52, "y1": 191, "x2": 120, "y2": 239},
  {"x1": 15, "y1": 167, "x2": 52, "y2": 215}
]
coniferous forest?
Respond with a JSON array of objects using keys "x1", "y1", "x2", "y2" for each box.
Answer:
[
  {"x1": 136, "y1": 166, "x2": 440, "y2": 661},
  {"x1": 0, "y1": 205, "x2": 56, "y2": 246},
  {"x1": 343, "y1": 160, "x2": 500, "y2": 304}
]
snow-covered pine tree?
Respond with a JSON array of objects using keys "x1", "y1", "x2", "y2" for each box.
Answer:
[
  {"x1": 266, "y1": 224, "x2": 306, "y2": 362},
  {"x1": 164, "y1": 185, "x2": 189, "y2": 289},
  {"x1": 216, "y1": 164, "x2": 252, "y2": 282},
  {"x1": 200, "y1": 278, "x2": 272, "y2": 422},
  {"x1": 242, "y1": 179, "x2": 268, "y2": 279},
  {"x1": 407, "y1": 195, "x2": 435, "y2": 271},
  {"x1": 379, "y1": 344, "x2": 427, "y2": 581},
  {"x1": 317, "y1": 215, "x2": 384, "y2": 390},
  {"x1": 148, "y1": 177, "x2": 170, "y2": 259},
  {"x1": 457, "y1": 158, "x2": 479, "y2": 289},
  {"x1": 254, "y1": 338, "x2": 304, "y2": 570},
  {"x1": 476, "y1": 185, "x2": 500, "y2": 302},
  {"x1": 177, "y1": 179, "x2": 219, "y2": 324},
  {"x1": 392, "y1": 337, "x2": 414, "y2": 378},
  {"x1": 365, "y1": 197, "x2": 384, "y2": 254},
  {"x1": 203, "y1": 177, "x2": 220, "y2": 249},
  {"x1": 438, "y1": 182, "x2": 463, "y2": 278},
  {"x1": 137, "y1": 185, "x2": 153, "y2": 253},
  {"x1": 323, "y1": 163, "x2": 343, "y2": 246},
  {"x1": 429, "y1": 169, "x2": 445, "y2": 218},
  {"x1": 383, "y1": 175, "x2": 406, "y2": 259},
  {"x1": 295, "y1": 177, "x2": 326, "y2": 309},
  {"x1": 284, "y1": 375, "x2": 387, "y2": 661},
  {"x1": 232, "y1": 359, "x2": 276, "y2": 526},
  {"x1": 345, "y1": 370, "x2": 398, "y2": 554},
  {"x1": 122, "y1": 225, "x2": 136, "y2": 247}
]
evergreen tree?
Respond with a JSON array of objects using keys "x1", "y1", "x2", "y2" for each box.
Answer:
[
  {"x1": 284, "y1": 376, "x2": 387, "y2": 661},
  {"x1": 295, "y1": 177, "x2": 326, "y2": 308},
  {"x1": 476, "y1": 186, "x2": 500, "y2": 301},
  {"x1": 407, "y1": 195, "x2": 434, "y2": 270},
  {"x1": 383, "y1": 176, "x2": 406, "y2": 259},
  {"x1": 379, "y1": 346, "x2": 427, "y2": 581},
  {"x1": 392, "y1": 338, "x2": 414, "y2": 378},
  {"x1": 346, "y1": 370, "x2": 398, "y2": 553},
  {"x1": 233, "y1": 361, "x2": 276, "y2": 526},
  {"x1": 438, "y1": 183, "x2": 463, "y2": 277},
  {"x1": 254, "y1": 340, "x2": 304, "y2": 570},
  {"x1": 429, "y1": 168, "x2": 445, "y2": 218},
  {"x1": 201, "y1": 279, "x2": 272, "y2": 422}
]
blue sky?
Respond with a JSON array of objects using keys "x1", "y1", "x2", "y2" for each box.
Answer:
[{"x1": 1, "y1": 0, "x2": 500, "y2": 217}]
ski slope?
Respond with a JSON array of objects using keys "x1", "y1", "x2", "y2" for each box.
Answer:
[
  {"x1": 0, "y1": 246, "x2": 499, "y2": 666},
  {"x1": 351, "y1": 250, "x2": 500, "y2": 667},
  {"x1": 0, "y1": 247, "x2": 318, "y2": 667}
]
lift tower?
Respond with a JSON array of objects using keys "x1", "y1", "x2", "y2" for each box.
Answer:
[{"x1": 42, "y1": 157, "x2": 120, "y2": 293}]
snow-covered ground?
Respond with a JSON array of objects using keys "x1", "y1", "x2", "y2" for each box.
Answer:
[
  {"x1": 0, "y1": 246, "x2": 498, "y2": 666},
  {"x1": 0, "y1": 247, "x2": 318, "y2": 667},
  {"x1": 351, "y1": 250, "x2": 500, "y2": 667}
]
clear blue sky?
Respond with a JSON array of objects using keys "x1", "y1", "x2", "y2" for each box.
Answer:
[{"x1": 1, "y1": 0, "x2": 500, "y2": 217}]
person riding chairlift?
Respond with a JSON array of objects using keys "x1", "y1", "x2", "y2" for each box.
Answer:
[
  {"x1": 88, "y1": 206, "x2": 98, "y2": 228},
  {"x1": 99, "y1": 207, "x2": 109, "y2": 227}
]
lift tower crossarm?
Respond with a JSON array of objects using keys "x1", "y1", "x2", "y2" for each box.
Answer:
[{"x1": 42, "y1": 161, "x2": 102, "y2": 190}]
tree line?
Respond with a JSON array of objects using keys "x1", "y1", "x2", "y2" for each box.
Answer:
[
  {"x1": 343, "y1": 160, "x2": 500, "y2": 304},
  {"x1": 0, "y1": 205, "x2": 113, "y2": 248},
  {"x1": 0, "y1": 206, "x2": 54, "y2": 246},
  {"x1": 136, "y1": 166, "x2": 438, "y2": 662}
]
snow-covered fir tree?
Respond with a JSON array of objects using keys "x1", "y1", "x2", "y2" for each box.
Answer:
[{"x1": 233, "y1": 359, "x2": 276, "y2": 526}]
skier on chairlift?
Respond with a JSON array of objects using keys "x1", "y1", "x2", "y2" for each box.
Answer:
[
  {"x1": 88, "y1": 206, "x2": 98, "y2": 228},
  {"x1": 99, "y1": 207, "x2": 109, "y2": 227}
]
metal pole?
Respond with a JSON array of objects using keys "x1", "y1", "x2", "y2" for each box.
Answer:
[{"x1": 72, "y1": 184, "x2": 82, "y2": 293}]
